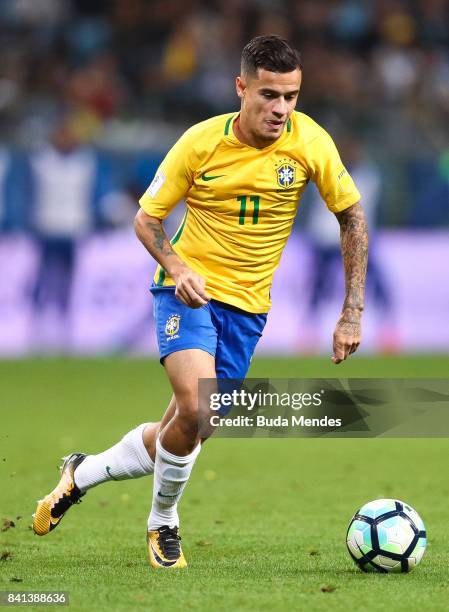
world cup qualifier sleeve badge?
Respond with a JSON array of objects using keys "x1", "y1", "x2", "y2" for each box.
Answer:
[
  {"x1": 165, "y1": 314, "x2": 181, "y2": 341},
  {"x1": 275, "y1": 158, "x2": 297, "y2": 189}
]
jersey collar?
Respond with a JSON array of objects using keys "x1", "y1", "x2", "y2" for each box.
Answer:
[{"x1": 223, "y1": 113, "x2": 292, "y2": 151}]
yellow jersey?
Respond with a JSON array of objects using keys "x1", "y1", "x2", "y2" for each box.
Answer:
[{"x1": 139, "y1": 111, "x2": 360, "y2": 313}]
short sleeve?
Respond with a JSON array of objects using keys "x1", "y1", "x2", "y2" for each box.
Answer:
[
  {"x1": 139, "y1": 129, "x2": 197, "y2": 219},
  {"x1": 307, "y1": 129, "x2": 361, "y2": 213}
]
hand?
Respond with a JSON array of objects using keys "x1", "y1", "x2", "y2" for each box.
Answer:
[
  {"x1": 332, "y1": 308, "x2": 362, "y2": 364},
  {"x1": 171, "y1": 263, "x2": 210, "y2": 309}
]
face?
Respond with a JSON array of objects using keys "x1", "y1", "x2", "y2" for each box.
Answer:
[{"x1": 236, "y1": 67, "x2": 301, "y2": 145}]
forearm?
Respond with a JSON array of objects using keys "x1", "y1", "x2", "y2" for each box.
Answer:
[
  {"x1": 134, "y1": 208, "x2": 186, "y2": 277},
  {"x1": 335, "y1": 201, "x2": 368, "y2": 314},
  {"x1": 134, "y1": 207, "x2": 209, "y2": 307}
]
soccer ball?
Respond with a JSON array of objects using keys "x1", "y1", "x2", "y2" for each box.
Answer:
[{"x1": 346, "y1": 499, "x2": 427, "y2": 573}]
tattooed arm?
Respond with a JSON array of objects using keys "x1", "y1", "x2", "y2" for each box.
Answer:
[
  {"x1": 134, "y1": 208, "x2": 209, "y2": 308},
  {"x1": 332, "y1": 201, "x2": 368, "y2": 364}
]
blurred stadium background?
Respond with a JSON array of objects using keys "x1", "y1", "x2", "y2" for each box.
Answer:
[
  {"x1": 1, "y1": 5, "x2": 448, "y2": 608},
  {"x1": 0, "y1": 0, "x2": 448, "y2": 357}
]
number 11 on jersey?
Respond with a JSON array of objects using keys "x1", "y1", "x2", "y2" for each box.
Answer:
[{"x1": 237, "y1": 195, "x2": 260, "y2": 225}]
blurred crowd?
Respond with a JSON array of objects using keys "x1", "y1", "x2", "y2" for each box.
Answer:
[
  {"x1": 0, "y1": 0, "x2": 447, "y2": 355},
  {"x1": 0, "y1": 0, "x2": 448, "y2": 228}
]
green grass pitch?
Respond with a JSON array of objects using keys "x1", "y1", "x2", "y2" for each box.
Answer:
[{"x1": 1, "y1": 356, "x2": 449, "y2": 611}]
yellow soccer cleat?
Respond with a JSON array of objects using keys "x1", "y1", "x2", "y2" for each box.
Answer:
[
  {"x1": 147, "y1": 526, "x2": 187, "y2": 569},
  {"x1": 32, "y1": 453, "x2": 86, "y2": 536}
]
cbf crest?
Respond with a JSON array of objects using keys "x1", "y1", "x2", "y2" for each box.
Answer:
[
  {"x1": 165, "y1": 314, "x2": 180, "y2": 340},
  {"x1": 275, "y1": 158, "x2": 297, "y2": 189}
]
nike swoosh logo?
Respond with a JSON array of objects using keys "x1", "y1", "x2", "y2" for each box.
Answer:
[
  {"x1": 201, "y1": 173, "x2": 226, "y2": 181},
  {"x1": 106, "y1": 466, "x2": 118, "y2": 481}
]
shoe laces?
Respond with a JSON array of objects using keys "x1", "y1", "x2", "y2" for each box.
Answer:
[
  {"x1": 48, "y1": 466, "x2": 83, "y2": 518},
  {"x1": 158, "y1": 526, "x2": 181, "y2": 559},
  {"x1": 51, "y1": 483, "x2": 82, "y2": 517}
]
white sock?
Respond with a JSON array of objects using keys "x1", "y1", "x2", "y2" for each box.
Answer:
[
  {"x1": 74, "y1": 423, "x2": 154, "y2": 492},
  {"x1": 147, "y1": 438, "x2": 201, "y2": 530}
]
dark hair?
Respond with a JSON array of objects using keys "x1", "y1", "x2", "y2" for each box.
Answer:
[{"x1": 241, "y1": 35, "x2": 302, "y2": 76}]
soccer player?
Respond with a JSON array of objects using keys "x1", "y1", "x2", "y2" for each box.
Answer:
[{"x1": 33, "y1": 36, "x2": 368, "y2": 569}]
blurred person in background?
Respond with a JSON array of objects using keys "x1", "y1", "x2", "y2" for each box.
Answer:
[
  {"x1": 29, "y1": 111, "x2": 114, "y2": 350},
  {"x1": 0, "y1": 147, "x2": 14, "y2": 231}
]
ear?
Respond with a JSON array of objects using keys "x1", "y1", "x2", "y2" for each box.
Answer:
[{"x1": 235, "y1": 76, "x2": 246, "y2": 100}]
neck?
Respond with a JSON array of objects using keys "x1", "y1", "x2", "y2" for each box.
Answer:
[{"x1": 233, "y1": 114, "x2": 272, "y2": 149}]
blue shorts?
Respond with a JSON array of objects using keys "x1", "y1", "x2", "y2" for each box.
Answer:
[{"x1": 151, "y1": 286, "x2": 267, "y2": 379}]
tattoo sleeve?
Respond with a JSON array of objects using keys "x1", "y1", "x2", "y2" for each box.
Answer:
[{"x1": 335, "y1": 202, "x2": 368, "y2": 312}]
